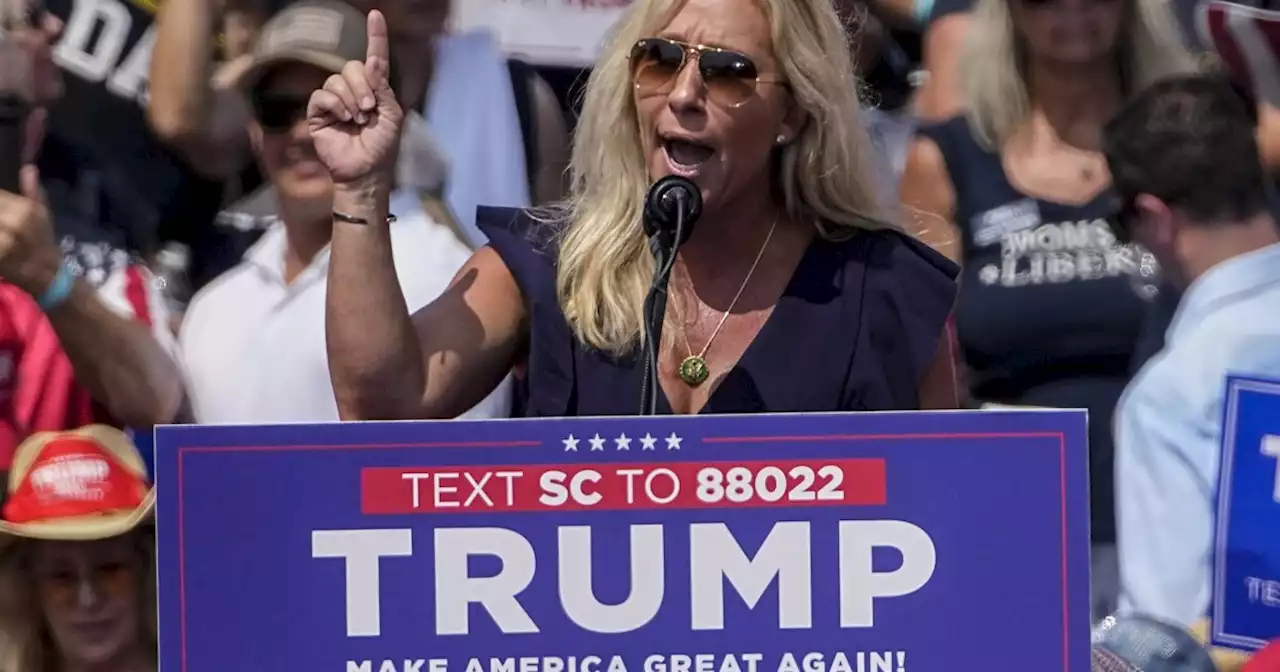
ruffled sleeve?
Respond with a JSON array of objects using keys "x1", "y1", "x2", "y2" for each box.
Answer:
[
  {"x1": 474, "y1": 206, "x2": 558, "y2": 301},
  {"x1": 850, "y1": 229, "x2": 960, "y2": 410},
  {"x1": 474, "y1": 206, "x2": 575, "y2": 416}
]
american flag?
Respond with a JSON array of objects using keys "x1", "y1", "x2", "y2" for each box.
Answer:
[{"x1": 1199, "y1": 0, "x2": 1280, "y2": 106}]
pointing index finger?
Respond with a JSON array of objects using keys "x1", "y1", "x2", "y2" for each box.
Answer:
[{"x1": 365, "y1": 9, "x2": 389, "y2": 67}]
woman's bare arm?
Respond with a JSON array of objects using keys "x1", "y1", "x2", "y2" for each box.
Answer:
[
  {"x1": 899, "y1": 136, "x2": 961, "y2": 261},
  {"x1": 913, "y1": 13, "x2": 971, "y2": 123},
  {"x1": 901, "y1": 136, "x2": 963, "y2": 408},
  {"x1": 407, "y1": 248, "x2": 529, "y2": 418},
  {"x1": 326, "y1": 186, "x2": 526, "y2": 420},
  {"x1": 148, "y1": 0, "x2": 256, "y2": 179},
  {"x1": 1258, "y1": 101, "x2": 1280, "y2": 175},
  {"x1": 318, "y1": 11, "x2": 525, "y2": 420},
  {"x1": 918, "y1": 322, "x2": 960, "y2": 408}
]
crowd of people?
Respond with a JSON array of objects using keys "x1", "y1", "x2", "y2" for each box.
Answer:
[{"x1": 0, "y1": 0, "x2": 1275, "y2": 669}]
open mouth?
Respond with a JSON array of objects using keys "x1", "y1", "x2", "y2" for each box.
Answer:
[{"x1": 662, "y1": 137, "x2": 715, "y2": 174}]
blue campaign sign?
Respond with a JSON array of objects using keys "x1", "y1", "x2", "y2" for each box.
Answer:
[
  {"x1": 154, "y1": 411, "x2": 1091, "y2": 672},
  {"x1": 1212, "y1": 375, "x2": 1280, "y2": 650}
]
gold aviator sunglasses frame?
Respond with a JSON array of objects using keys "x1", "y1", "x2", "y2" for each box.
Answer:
[{"x1": 629, "y1": 37, "x2": 788, "y2": 108}]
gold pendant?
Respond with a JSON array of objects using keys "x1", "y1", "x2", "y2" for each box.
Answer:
[{"x1": 679, "y1": 355, "x2": 710, "y2": 386}]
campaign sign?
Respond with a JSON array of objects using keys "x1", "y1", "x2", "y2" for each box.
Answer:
[
  {"x1": 1212, "y1": 375, "x2": 1280, "y2": 650},
  {"x1": 154, "y1": 411, "x2": 1091, "y2": 672}
]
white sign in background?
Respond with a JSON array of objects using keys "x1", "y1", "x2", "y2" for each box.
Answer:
[{"x1": 450, "y1": 0, "x2": 632, "y2": 67}]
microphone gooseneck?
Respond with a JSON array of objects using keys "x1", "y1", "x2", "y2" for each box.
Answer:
[
  {"x1": 643, "y1": 175, "x2": 702, "y2": 244},
  {"x1": 639, "y1": 176, "x2": 702, "y2": 416}
]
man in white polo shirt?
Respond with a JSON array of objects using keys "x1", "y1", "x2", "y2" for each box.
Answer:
[{"x1": 179, "y1": 0, "x2": 509, "y2": 422}]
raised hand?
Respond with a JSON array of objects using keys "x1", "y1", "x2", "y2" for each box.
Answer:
[
  {"x1": 0, "y1": 164, "x2": 63, "y2": 297},
  {"x1": 307, "y1": 9, "x2": 403, "y2": 187}
]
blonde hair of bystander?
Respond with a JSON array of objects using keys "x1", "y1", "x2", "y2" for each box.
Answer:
[{"x1": 960, "y1": 0, "x2": 1199, "y2": 150}]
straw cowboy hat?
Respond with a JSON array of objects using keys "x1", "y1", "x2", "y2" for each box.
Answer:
[{"x1": 0, "y1": 425, "x2": 154, "y2": 541}]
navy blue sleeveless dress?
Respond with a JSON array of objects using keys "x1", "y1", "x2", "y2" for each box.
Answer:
[
  {"x1": 476, "y1": 206, "x2": 959, "y2": 416},
  {"x1": 916, "y1": 116, "x2": 1158, "y2": 544}
]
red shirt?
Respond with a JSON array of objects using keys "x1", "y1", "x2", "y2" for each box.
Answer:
[{"x1": 0, "y1": 265, "x2": 165, "y2": 467}]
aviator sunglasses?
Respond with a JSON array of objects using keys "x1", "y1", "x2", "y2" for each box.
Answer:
[
  {"x1": 251, "y1": 91, "x2": 310, "y2": 133},
  {"x1": 629, "y1": 37, "x2": 786, "y2": 108},
  {"x1": 34, "y1": 560, "x2": 137, "y2": 607}
]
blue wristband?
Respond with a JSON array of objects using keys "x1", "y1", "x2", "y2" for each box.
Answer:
[
  {"x1": 37, "y1": 261, "x2": 76, "y2": 312},
  {"x1": 914, "y1": 0, "x2": 936, "y2": 24}
]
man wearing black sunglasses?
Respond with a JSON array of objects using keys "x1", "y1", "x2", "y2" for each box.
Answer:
[
  {"x1": 1107, "y1": 74, "x2": 1280, "y2": 631},
  {"x1": 176, "y1": 0, "x2": 510, "y2": 423},
  {"x1": 147, "y1": 0, "x2": 569, "y2": 302}
]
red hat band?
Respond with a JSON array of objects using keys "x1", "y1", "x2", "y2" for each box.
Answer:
[{"x1": 2, "y1": 437, "x2": 148, "y2": 524}]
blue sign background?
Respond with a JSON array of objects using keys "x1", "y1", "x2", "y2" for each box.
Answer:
[
  {"x1": 155, "y1": 411, "x2": 1091, "y2": 672},
  {"x1": 1212, "y1": 375, "x2": 1280, "y2": 650}
]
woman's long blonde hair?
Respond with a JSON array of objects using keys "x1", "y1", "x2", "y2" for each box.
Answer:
[
  {"x1": 960, "y1": 0, "x2": 1199, "y2": 149},
  {"x1": 551, "y1": 0, "x2": 888, "y2": 357},
  {"x1": 0, "y1": 529, "x2": 157, "y2": 672}
]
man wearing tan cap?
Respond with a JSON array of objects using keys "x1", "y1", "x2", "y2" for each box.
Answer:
[{"x1": 177, "y1": 0, "x2": 510, "y2": 423}]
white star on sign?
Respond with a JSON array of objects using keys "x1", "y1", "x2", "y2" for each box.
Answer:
[
  {"x1": 665, "y1": 432, "x2": 683, "y2": 450},
  {"x1": 589, "y1": 433, "x2": 606, "y2": 451},
  {"x1": 562, "y1": 434, "x2": 580, "y2": 452},
  {"x1": 615, "y1": 433, "x2": 632, "y2": 450},
  {"x1": 640, "y1": 433, "x2": 657, "y2": 450}
]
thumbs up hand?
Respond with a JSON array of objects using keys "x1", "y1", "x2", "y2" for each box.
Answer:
[
  {"x1": 307, "y1": 9, "x2": 403, "y2": 188},
  {"x1": 0, "y1": 162, "x2": 63, "y2": 297}
]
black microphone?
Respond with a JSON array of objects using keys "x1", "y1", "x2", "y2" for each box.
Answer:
[
  {"x1": 639, "y1": 175, "x2": 702, "y2": 415},
  {"x1": 643, "y1": 175, "x2": 702, "y2": 246},
  {"x1": 1092, "y1": 614, "x2": 1219, "y2": 671}
]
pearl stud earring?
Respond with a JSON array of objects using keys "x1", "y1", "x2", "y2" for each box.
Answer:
[{"x1": 776, "y1": 134, "x2": 787, "y2": 144}]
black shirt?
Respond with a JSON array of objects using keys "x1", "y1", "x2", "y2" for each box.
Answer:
[
  {"x1": 38, "y1": 131, "x2": 154, "y2": 283},
  {"x1": 929, "y1": 0, "x2": 972, "y2": 26},
  {"x1": 918, "y1": 116, "x2": 1162, "y2": 544},
  {"x1": 44, "y1": 0, "x2": 230, "y2": 262},
  {"x1": 477, "y1": 207, "x2": 959, "y2": 416}
]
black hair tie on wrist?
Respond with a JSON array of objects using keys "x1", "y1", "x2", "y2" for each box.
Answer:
[{"x1": 333, "y1": 211, "x2": 397, "y2": 225}]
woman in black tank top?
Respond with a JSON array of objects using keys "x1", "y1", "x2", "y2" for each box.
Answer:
[{"x1": 898, "y1": 0, "x2": 1197, "y2": 620}]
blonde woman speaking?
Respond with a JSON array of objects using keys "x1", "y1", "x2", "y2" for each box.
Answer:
[{"x1": 315, "y1": 0, "x2": 961, "y2": 419}]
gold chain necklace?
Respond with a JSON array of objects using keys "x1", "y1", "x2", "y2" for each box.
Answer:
[{"x1": 676, "y1": 217, "x2": 778, "y2": 386}]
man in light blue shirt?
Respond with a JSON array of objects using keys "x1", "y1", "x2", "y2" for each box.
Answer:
[{"x1": 1105, "y1": 75, "x2": 1280, "y2": 627}]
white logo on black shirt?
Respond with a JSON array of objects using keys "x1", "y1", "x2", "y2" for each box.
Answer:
[
  {"x1": 971, "y1": 198, "x2": 1041, "y2": 247},
  {"x1": 53, "y1": 0, "x2": 154, "y2": 105},
  {"x1": 973, "y1": 213, "x2": 1160, "y2": 298}
]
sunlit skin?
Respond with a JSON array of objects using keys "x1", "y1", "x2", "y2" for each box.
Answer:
[
  {"x1": 632, "y1": 0, "x2": 803, "y2": 216},
  {"x1": 250, "y1": 63, "x2": 335, "y2": 220},
  {"x1": 342, "y1": 0, "x2": 449, "y2": 109},
  {"x1": 1011, "y1": 0, "x2": 1126, "y2": 67},
  {"x1": 32, "y1": 536, "x2": 147, "y2": 669}
]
